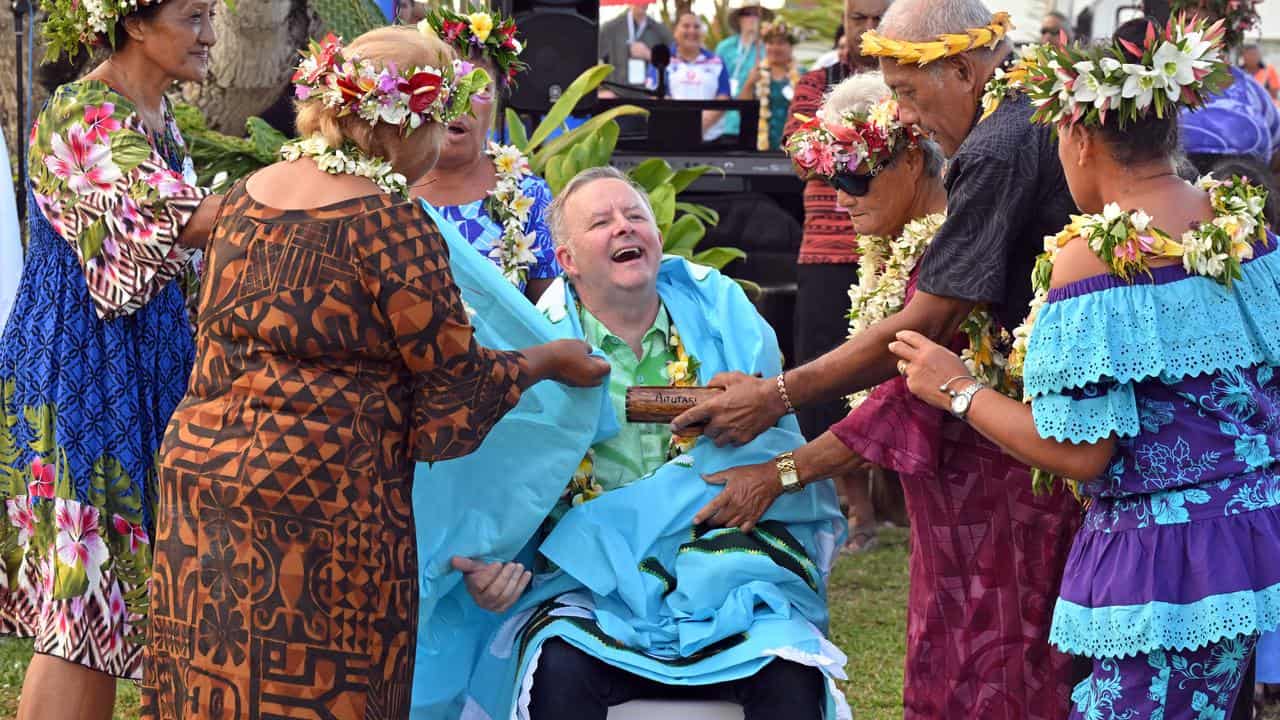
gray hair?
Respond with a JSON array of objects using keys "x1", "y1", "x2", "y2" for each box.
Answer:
[
  {"x1": 546, "y1": 166, "x2": 657, "y2": 248},
  {"x1": 819, "y1": 72, "x2": 946, "y2": 179},
  {"x1": 878, "y1": 0, "x2": 1000, "y2": 47}
]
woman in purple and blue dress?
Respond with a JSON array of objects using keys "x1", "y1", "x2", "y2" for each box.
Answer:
[{"x1": 892, "y1": 18, "x2": 1280, "y2": 719}]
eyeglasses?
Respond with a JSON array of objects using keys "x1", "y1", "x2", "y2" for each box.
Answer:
[{"x1": 827, "y1": 172, "x2": 875, "y2": 197}]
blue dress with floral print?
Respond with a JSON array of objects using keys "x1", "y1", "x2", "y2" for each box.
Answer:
[
  {"x1": 0, "y1": 80, "x2": 204, "y2": 679},
  {"x1": 1023, "y1": 231, "x2": 1280, "y2": 665},
  {"x1": 433, "y1": 174, "x2": 559, "y2": 292}
]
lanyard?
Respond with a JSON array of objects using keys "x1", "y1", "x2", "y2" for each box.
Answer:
[{"x1": 627, "y1": 13, "x2": 648, "y2": 43}]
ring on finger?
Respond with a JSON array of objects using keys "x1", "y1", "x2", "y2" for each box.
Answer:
[{"x1": 897, "y1": 360, "x2": 909, "y2": 376}]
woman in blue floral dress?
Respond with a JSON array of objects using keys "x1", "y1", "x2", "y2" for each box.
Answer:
[
  {"x1": 892, "y1": 18, "x2": 1280, "y2": 719},
  {"x1": 0, "y1": 1, "x2": 222, "y2": 717},
  {"x1": 411, "y1": 9, "x2": 559, "y2": 301}
]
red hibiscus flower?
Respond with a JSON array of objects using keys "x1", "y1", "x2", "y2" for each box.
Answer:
[
  {"x1": 827, "y1": 121, "x2": 865, "y2": 146},
  {"x1": 28, "y1": 458, "x2": 55, "y2": 499},
  {"x1": 401, "y1": 71, "x2": 443, "y2": 114},
  {"x1": 83, "y1": 103, "x2": 122, "y2": 144},
  {"x1": 443, "y1": 20, "x2": 468, "y2": 41},
  {"x1": 113, "y1": 514, "x2": 150, "y2": 554}
]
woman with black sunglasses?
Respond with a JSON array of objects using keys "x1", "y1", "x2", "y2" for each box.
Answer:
[{"x1": 781, "y1": 71, "x2": 1080, "y2": 718}]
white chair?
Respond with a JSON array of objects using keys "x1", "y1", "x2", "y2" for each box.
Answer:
[{"x1": 607, "y1": 700, "x2": 745, "y2": 720}]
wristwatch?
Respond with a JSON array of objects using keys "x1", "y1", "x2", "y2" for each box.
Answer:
[
  {"x1": 775, "y1": 451, "x2": 803, "y2": 494},
  {"x1": 948, "y1": 382, "x2": 986, "y2": 420}
]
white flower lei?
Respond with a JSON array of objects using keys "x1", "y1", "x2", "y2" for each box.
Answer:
[
  {"x1": 484, "y1": 142, "x2": 539, "y2": 286},
  {"x1": 280, "y1": 135, "x2": 408, "y2": 197},
  {"x1": 1007, "y1": 174, "x2": 1271, "y2": 394},
  {"x1": 846, "y1": 213, "x2": 1016, "y2": 408},
  {"x1": 756, "y1": 59, "x2": 801, "y2": 151}
]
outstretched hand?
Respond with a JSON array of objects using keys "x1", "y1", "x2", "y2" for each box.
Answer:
[
  {"x1": 452, "y1": 557, "x2": 531, "y2": 614},
  {"x1": 670, "y1": 372, "x2": 786, "y2": 447},
  {"x1": 693, "y1": 460, "x2": 783, "y2": 533},
  {"x1": 887, "y1": 330, "x2": 971, "y2": 411}
]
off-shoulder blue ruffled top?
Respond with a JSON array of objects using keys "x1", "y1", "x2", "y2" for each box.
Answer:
[{"x1": 1025, "y1": 231, "x2": 1280, "y2": 659}]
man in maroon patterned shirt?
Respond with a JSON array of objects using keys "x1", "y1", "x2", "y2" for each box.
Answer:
[{"x1": 782, "y1": 0, "x2": 891, "y2": 551}]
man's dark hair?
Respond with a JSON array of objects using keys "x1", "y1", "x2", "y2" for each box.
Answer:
[{"x1": 833, "y1": 24, "x2": 845, "y2": 48}]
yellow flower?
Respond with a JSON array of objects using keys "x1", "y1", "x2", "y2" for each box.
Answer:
[
  {"x1": 666, "y1": 359, "x2": 689, "y2": 385},
  {"x1": 494, "y1": 153, "x2": 519, "y2": 175},
  {"x1": 468, "y1": 12, "x2": 494, "y2": 42},
  {"x1": 512, "y1": 194, "x2": 534, "y2": 217}
]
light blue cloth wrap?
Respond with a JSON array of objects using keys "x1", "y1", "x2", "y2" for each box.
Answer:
[{"x1": 409, "y1": 209, "x2": 848, "y2": 718}]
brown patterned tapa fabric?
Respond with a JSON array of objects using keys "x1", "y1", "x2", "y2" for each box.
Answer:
[{"x1": 140, "y1": 181, "x2": 524, "y2": 720}]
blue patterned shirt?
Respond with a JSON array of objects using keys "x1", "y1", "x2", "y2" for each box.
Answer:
[{"x1": 434, "y1": 174, "x2": 560, "y2": 290}]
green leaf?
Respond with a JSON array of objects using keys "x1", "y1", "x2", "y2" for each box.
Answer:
[
  {"x1": 545, "y1": 154, "x2": 571, "y2": 195},
  {"x1": 670, "y1": 166, "x2": 715, "y2": 194},
  {"x1": 590, "y1": 121, "x2": 620, "y2": 167},
  {"x1": 649, "y1": 184, "x2": 676, "y2": 232},
  {"x1": 246, "y1": 117, "x2": 289, "y2": 163},
  {"x1": 526, "y1": 64, "x2": 615, "y2": 152},
  {"x1": 530, "y1": 106, "x2": 647, "y2": 173},
  {"x1": 675, "y1": 202, "x2": 719, "y2": 227},
  {"x1": 504, "y1": 109, "x2": 530, "y2": 151},
  {"x1": 53, "y1": 557, "x2": 89, "y2": 601},
  {"x1": 309, "y1": 0, "x2": 387, "y2": 41},
  {"x1": 628, "y1": 158, "x2": 675, "y2": 192},
  {"x1": 110, "y1": 131, "x2": 154, "y2": 174},
  {"x1": 23, "y1": 404, "x2": 56, "y2": 457},
  {"x1": 692, "y1": 246, "x2": 747, "y2": 270},
  {"x1": 89, "y1": 456, "x2": 140, "y2": 521},
  {"x1": 735, "y1": 278, "x2": 762, "y2": 301},
  {"x1": 77, "y1": 219, "x2": 107, "y2": 263},
  {"x1": 663, "y1": 214, "x2": 706, "y2": 256}
]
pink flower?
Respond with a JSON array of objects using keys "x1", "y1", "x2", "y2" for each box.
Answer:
[
  {"x1": 112, "y1": 514, "x2": 150, "y2": 554},
  {"x1": 146, "y1": 168, "x2": 188, "y2": 198},
  {"x1": 82, "y1": 103, "x2": 121, "y2": 143},
  {"x1": 53, "y1": 602, "x2": 72, "y2": 638},
  {"x1": 7, "y1": 497, "x2": 35, "y2": 547},
  {"x1": 54, "y1": 499, "x2": 109, "y2": 590},
  {"x1": 44, "y1": 125, "x2": 122, "y2": 196},
  {"x1": 28, "y1": 458, "x2": 55, "y2": 499}
]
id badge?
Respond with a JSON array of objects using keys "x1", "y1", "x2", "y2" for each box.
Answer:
[{"x1": 627, "y1": 58, "x2": 647, "y2": 85}]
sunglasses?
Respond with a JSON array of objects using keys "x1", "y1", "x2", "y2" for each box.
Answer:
[{"x1": 827, "y1": 172, "x2": 875, "y2": 197}]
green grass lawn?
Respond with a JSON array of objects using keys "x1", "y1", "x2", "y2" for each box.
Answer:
[{"x1": 0, "y1": 528, "x2": 912, "y2": 719}]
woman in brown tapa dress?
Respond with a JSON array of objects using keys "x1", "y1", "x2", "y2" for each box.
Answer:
[{"x1": 140, "y1": 25, "x2": 607, "y2": 719}]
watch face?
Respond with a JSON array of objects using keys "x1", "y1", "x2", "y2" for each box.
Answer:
[{"x1": 950, "y1": 393, "x2": 970, "y2": 416}]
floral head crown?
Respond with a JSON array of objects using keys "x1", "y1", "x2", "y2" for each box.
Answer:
[
  {"x1": 761, "y1": 20, "x2": 799, "y2": 45},
  {"x1": 39, "y1": 0, "x2": 234, "y2": 62},
  {"x1": 292, "y1": 32, "x2": 490, "y2": 133},
  {"x1": 1014, "y1": 15, "x2": 1230, "y2": 129},
  {"x1": 423, "y1": 7, "x2": 528, "y2": 86},
  {"x1": 1170, "y1": 0, "x2": 1261, "y2": 47},
  {"x1": 784, "y1": 98, "x2": 922, "y2": 179},
  {"x1": 860, "y1": 12, "x2": 1012, "y2": 66}
]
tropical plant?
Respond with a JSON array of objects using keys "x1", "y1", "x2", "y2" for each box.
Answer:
[
  {"x1": 310, "y1": 0, "x2": 388, "y2": 40},
  {"x1": 172, "y1": 104, "x2": 288, "y2": 190},
  {"x1": 504, "y1": 64, "x2": 748, "y2": 281},
  {"x1": 778, "y1": 0, "x2": 843, "y2": 40}
]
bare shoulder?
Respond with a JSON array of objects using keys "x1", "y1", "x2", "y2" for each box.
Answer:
[
  {"x1": 1049, "y1": 236, "x2": 1109, "y2": 290},
  {"x1": 246, "y1": 159, "x2": 382, "y2": 210}
]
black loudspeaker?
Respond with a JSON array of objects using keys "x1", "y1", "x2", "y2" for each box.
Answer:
[{"x1": 506, "y1": 0, "x2": 599, "y2": 113}]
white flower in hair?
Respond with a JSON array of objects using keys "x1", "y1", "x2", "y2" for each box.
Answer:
[
  {"x1": 1151, "y1": 41, "x2": 1199, "y2": 91},
  {"x1": 1120, "y1": 64, "x2": 1166, "y2": 109}
]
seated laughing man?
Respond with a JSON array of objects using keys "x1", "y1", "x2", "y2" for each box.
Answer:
[{"x1": 408, "y1": 167, "x2": 850, "y2": 720}]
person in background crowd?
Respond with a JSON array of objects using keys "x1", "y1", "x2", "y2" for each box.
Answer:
[
  {"x1": 395, "y1": 0, "x2": 426, "y2": 25},
  {"x1": 599, "y1": 0, "x2": 674, "y2": 97},
  {"x1": 781, "y1": 0, "x2": 891, "y2": 554},
  {"x1": 677, "y1": 1, "x2": 1084, "y2": 716},
  {"x1": 0, "y1": 1, "x2": 224, "y2": 718},
  {"x1": 1040, "y1": 10, "x2": 1072, "y2": 46},
  {"x1": 1242, "y1": 43, "x2": 1280, "y2": 103},
  {"x1": 140, "y1": 25, "x2": 607, "y2": 719},
  {"x1": 813, "y1": 25, "x2": 847, "y2": 70},
  {"x1": 894, "y1": 17, "x2": 1280, "y2": 718},
  {"x1": 738, "y1": 20, "x2": 802, "y2": 151},
  {"x1": 412, "y1": 8, "x2": 560, "y2": 302},
  {"x1": 715, "y1": 2, "x2": 774, "y2": 142},
  {"x1": 652, "y1": 12, "x2": 732, "y2": 143},
  {"x1": 1172, "y1": 0, "x2": 1280, "y2": 175}
]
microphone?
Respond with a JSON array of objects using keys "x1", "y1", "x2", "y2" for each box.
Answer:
[{"x1": 650, "y1": 43, "x2": 670, "y2": 99}]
